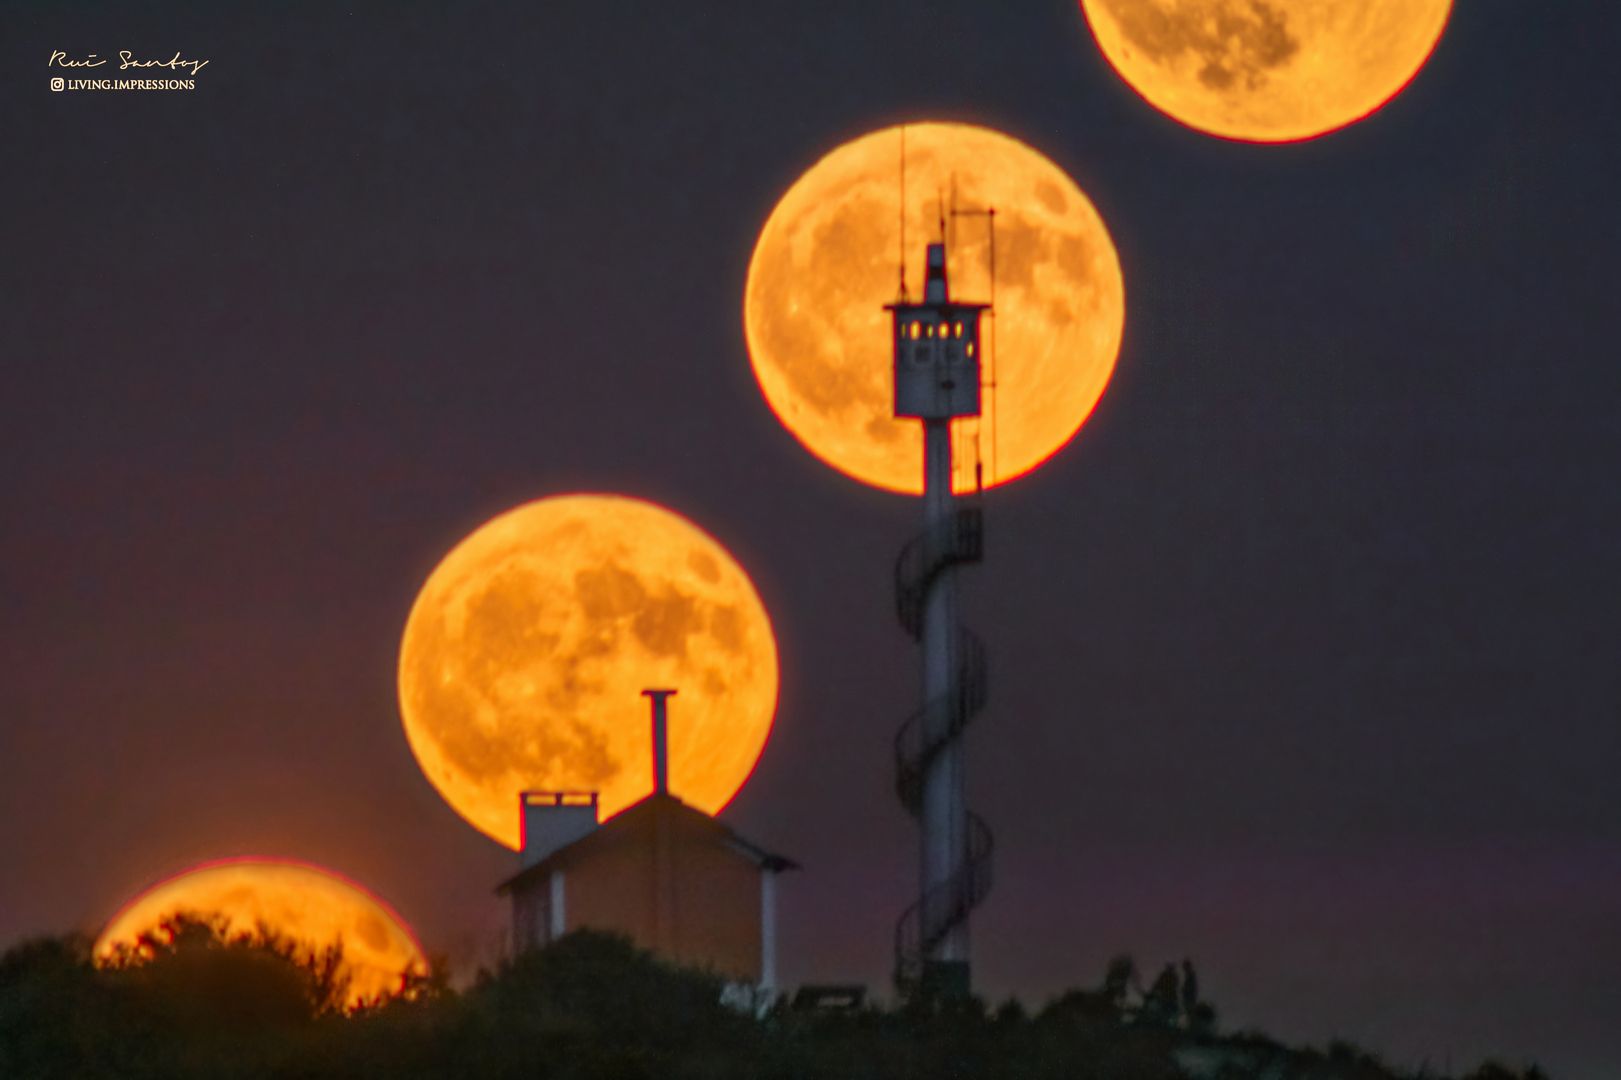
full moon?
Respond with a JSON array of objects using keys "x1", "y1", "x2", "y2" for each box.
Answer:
[
  {"x1": 398, "y1": 495, "x2": 779, "y2": 848},
  {"x1": 94, "y1": 858, "x2": 427, "y2": 1008},
  {"x1": 744, "y1": 122, "x2": 1124, "y2": 495},
  {"x1": 1079, "y1": 0, "x2": 1452, "y2": 142}
]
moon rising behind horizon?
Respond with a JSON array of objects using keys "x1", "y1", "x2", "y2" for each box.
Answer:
[
  {"x1": 94, "y1": 859, "x2": 427, "y2": 1008},
  {"x1": 744, "y1": 122, "x2": 1125, "y2": 495},
  {"x1": 398, "y1": 496, "x2": 779, "y2": 849},
  {"x1": 1079, "y1": 0, "x2": 1453, "y2": 142}
]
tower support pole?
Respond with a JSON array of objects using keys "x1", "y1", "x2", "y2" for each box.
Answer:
[{"x1": 921, "y1": 418, "x2": 968, "y2": 994}]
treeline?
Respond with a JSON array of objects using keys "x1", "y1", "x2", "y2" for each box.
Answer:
[{"x1": 0, "y1": 921, "x2": 1549, "y2": 1080}]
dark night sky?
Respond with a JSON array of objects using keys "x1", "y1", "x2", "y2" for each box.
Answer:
[{"x1": 4, "y1": 2, "x2": 1618, "y2": 1075}]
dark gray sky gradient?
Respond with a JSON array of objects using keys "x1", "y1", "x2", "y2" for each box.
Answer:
[{"x1": 4, "y1": 2, "x2": 1617, "y2": 1075}]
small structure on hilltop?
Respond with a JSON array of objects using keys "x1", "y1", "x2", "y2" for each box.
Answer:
[{"x1": 496, "y1": 690, "x2": 795, "y2": 993}]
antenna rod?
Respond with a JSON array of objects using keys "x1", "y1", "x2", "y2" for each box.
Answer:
[
  {"x1": 988, "y1": 207, "x2": 997, "y2": 485},
  {"x1": 898, "y1": 126, "x2": 907, "y2": 301},
  {"x1": 943, "y1": 201, "x2": 1000, "y2": 484}
]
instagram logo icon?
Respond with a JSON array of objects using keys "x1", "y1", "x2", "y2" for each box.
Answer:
[{"x1": 50, "y1": 77, "x2": 64, "y2": 91}]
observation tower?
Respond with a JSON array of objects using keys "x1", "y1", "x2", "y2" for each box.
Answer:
[{"x1": 888, "y1": 241, "x2": 992, "y2": 1001}]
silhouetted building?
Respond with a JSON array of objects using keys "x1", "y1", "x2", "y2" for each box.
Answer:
[{"x1": 495, "y1": 691, "x2": 795, "y2": 990}]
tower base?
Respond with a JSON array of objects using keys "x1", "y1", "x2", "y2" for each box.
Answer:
[{"x1": 917, "y1": 960, "x2": 971, "y2": 1003}]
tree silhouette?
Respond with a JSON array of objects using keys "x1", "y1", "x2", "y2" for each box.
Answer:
[
  {"x1": 0, "y1": 927, "x2": 1555, "y2": 1080},
  {"x1": 101, "y1": 911, "x2": 353, "y2": 1017}
]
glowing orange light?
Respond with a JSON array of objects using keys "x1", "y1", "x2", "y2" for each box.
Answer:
[
  {"x1": 744, "y1": 121, "x2": 1124, "y2": 494},
  {"x1": 95, "y1": 857, "x2": 428, "y2": 1009},
  {"x1": 398, "y1": 495, "x2": 780, "y2": 849},
  {"x1": 1078, "y1": 0, "x2": 1453, "y2": 143}
]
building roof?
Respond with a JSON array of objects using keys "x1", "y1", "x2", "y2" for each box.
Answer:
[{"x1": 494, "y1": 791, "x2": 797, "y2": 896}]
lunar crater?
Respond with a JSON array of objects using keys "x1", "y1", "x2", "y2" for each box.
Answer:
[
  {"x1": 1084, "y1": 0, "x2": 1450, "y2": 141},
  {"x1": 1103, "y1": 0, "x2": 1299, "y2": 87}
]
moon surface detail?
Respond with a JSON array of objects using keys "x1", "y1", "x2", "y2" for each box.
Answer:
[
  {"x1": 1079, "y1": 0, "x2": 1452, "y2": 142},
  {"x1": 744, "y1": 122, "x2": 1125, "y2": 495},
  {"x1": 398, "y1": 495, "x2": 779, "y2": 848},
  {"x1": 94, "y1": 858, "x2": 427, "y2": 1008}
]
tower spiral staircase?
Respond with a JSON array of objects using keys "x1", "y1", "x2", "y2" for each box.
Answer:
[{"x1": 892, "y1": 503, "x2": 993, "y2": 996}]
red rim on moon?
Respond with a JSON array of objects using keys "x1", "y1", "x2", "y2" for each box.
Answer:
[
  {"x1": 397, "y1": 495, "x2": 780, "y2": 848},
  {"x1": 1077, "y1": 0, "x2": 1454, "y2": 143},
  {"x1": 94, "y1": 857, "x2": 428, "y2": 1008},
  {"x1": 744, "y1": 121, "x2": 1125, "y2": 495}
]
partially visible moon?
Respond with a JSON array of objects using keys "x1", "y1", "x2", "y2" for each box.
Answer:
[
  {"x1": 1079, "y1": 0, "x2": 1452, "y2": 142},
  {"x1": 94, "y1": 858, "x2": 427, "y2": 1008},
  {"x1": 398, "y1": 495, "x2": 779, "y2": 848},
  {"x1": 744, "y1": 122, "x2": 1124, "y2": 495}
]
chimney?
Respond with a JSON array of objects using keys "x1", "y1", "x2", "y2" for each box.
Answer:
[
  {"x1": 642, "y1": 688, "x2": 677, "y2": 795},
  {"x1": 517, "y1": 791, "x2": 598, "y2": 869}
]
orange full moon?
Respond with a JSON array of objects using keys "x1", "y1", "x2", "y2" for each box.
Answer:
[
  {"x1": 744, "y1": 122, "x2": 1124, "y2": 495},
  {"x1": 398, "y1": 495, "x2": 779, "y2": 848},
  {"x1": 1079, "y1": 0, "x2": 1452, "y2": 142},
  {"x1": 94, "y1": 858, "x2": 427, "y2": 1008}
]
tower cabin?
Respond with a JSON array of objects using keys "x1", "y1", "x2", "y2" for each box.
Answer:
[
  {"x1": 887, "y1": 241, "x2": 988, "y2": 422},
  {"x1": 496, "y1": 690, "x2": 795, "y2": 990}
]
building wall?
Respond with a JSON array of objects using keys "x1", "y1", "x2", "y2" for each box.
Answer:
[
  {"x1": 512, "y1": 883, "x2": 548, "y2": 952},
  {"x1": 667, "y1": 834, "x2": 761, "y2": 980},
  {"x1": 556, "y1": 814, "x2": 763, "y2": 982},
  {"x1": 560, "y1": 830, "x2": 655, "y2": 950},
  {"x1": 513, "y1": 872, "x2": 564, "y2": 953}
]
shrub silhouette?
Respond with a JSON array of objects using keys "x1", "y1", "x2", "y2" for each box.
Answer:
[
  {"x1": 0, "y1": 928, "x2": 1555, "y2": 1080},
  {"x1": 101, "y1": 911, "x2": 352, "y2": 1019}
]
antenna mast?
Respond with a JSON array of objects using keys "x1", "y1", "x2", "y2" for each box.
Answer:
[
  {"x1": 897, "y1": 126, "x2": 908, "y2": 302},
  {"x1": 947, "y1": 201, "x2": 999, "y2": 486}
]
